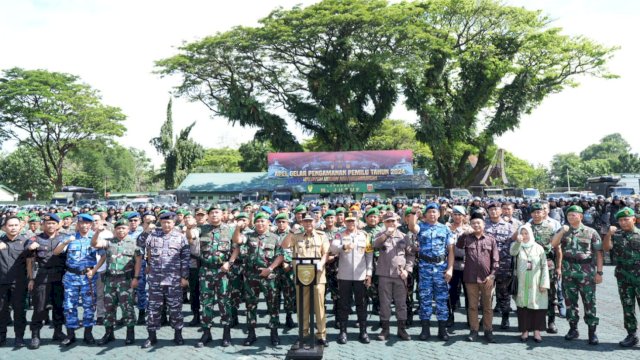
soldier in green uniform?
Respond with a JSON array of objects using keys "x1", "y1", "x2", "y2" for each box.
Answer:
[
  {"x1": 529, "y1": 203, "x2": 560, "y2": 334},
  {"x1": 92, "y1": 218, "x2": 138, "y2": 345},
  {"x1": 603, "y1": 207, "x2": 640, "y2": 347},
  {"x1": 190, "y1": 205, "x2": 237, "y2": 348},
  {"x1": 229, "y1": 212, "x2": 250, "y2": 328},
  {"x1": 551, "y1": 205, "x2": 603, "y2": 345},
  {"x1": 233, "y1": 212, "x2": 284, "y2": 346},
  {"x1": 274, "y1": 212, "x2": 296, "y2": 329},
  {"x1": 322, "y1": 210, "x2": 343, "y2": 329},
  {"x1": 59, "y1": 212, "x2": 76, "y2": 235},
  {"x1": 363, "y1": 208, "x2": 384, "y2": 317}
]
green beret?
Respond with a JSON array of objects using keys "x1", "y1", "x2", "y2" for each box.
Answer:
[
  {"x1": 183, "y1": 211, "x2": 193, "y2": 217},
  {"x1": 158, "y1": 209, "x2": 169, "y2": 215},
  {"x1": 114, "y1": 218, "x2": 129, "y2": 227},
  {"x1": 175, "y1": 209, "x2": 186, "y2": 215},
  {"x1": 294, "y1": 205, "x2": 307, "y2": 213},
  {"x1": 530, "y1": 203, "x2": 544, "y2": 211},
  {"x1": 335, "y1": 207, "x2": 346, "y2": 214},
  {"x1": 365, "y1": 208, "x2": 379, "y2": 217},
  {"x1": 235, "y1": 212, "x2": 249, "y2": 220},
  {"x1": 59, "y1": 211, "x2": 72, "y2": 220},
  {"x1": 254, "y1": 212, "x2": 270, "y2": 221},
  {"x1": 95, "y1": 207, "x2": 107, "y2": 213},
  {"x1": 207, "y1": 204, "x2": 221, "y2": 212},
  {"x1": 122, "y1": 211, "x2": 134, "y2": 219},
  {"x1": 29, "y1": 216, "x2": 40, "y2": 223},
  {"x1": 323, "y1": 210, "x2": 336, "y2": 219},
  {"x1": 275, "y1": 213, "x2": 289, "y2": 221},
  {"x1": 16, "y1": 211, "x2": 27, "y2": 219},
  {"x1": 615, "y1": 207, "x2": 635, "y2": 220},
  {"x1": 404, "y1": 207, "x2": 413, "y2": 216},
  {"x1": 566, "y1": 205, "x2": 583, "y2": 214}
]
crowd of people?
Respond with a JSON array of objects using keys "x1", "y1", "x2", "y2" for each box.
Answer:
[{"x1": 0, "y1": 194, "x2": 639, "y2": 352}]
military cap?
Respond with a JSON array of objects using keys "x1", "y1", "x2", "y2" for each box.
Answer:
[
  {"x1": 194, "y1": 207, "x2": 207, "y2": 215},
  {"x1": 565, "y1": 205, "x2": 583, "y2": 214},
  {"x1": 42, "y1": 213, "x2": 61, "y2": 223},
  {"x1": 29, "y1": 216, "x2": 41, "y2": 223},
  {"x1": 382, "y1": 212, "x2": 398, "y2": 222},
  {"x1": 365, "y1": 208, "x2": 379, "y2": 217},
  {"x1": 452, "y1": 206, "x2": 467, "y2": 215},
  {"x1": 470, "y1": 211, "x2": 485, "y2": 221},
  {"x1": 260, "y1": 205, "x2": 273, "y2": 214},
  {"x1": 293, "y1": 205, "x2": 307, "y2": 213},
  {"x1": 473, "y1": 197, "x2": 481, "y2": 202},
  {"x1": 530, "y1": 203, "x2": 544, "y2": 212},
  {"x1": 77, "y1": 213, "x2": 94, "y2": 222},
  {"x1": 142, "y1": 210, "x2": 156, "y2": 218},
  {"x1": 310, "y1": 206, "x2": 321, "y2": 213},
  {"x1": 127, "y1": 212, "x2": 141, "y2": 220},
  {"x1": 277, "y1": 204, "x2": 288, "y2": 210},
  {"x1": 335, "y1": 207, "x2": 346, "y2": 214},
  {"x1": 275, "y1": 213, "x2": 289, "y2": 221},
  {"x1": 158, "y1": 210, "x2": 169, "y2": 216},
  {"x1": 207, "y1": 204, "x2": 221, "y2": 212},
  {"x1": 323, "y1": 210, "x2": 336, "y2": 219},
  {"x1": 301, "y1": 213, "x2": 314, "y2": 221},
  {"x1": 254, "y1": 212, "x2": 270, "y2": 221},
  {"x1": 159, "y1": 211, "x2": 176, "y2": 220},
  {"x1": 235, "y1": 212, "x2": 249, "y2": 220},
  {"x1": 486, "y1": 201, "x2": 501, "y2": 209},
  {"x1": 615, "y1": 207, "x2": 635, "y2": 219},
  {"x1": 114, "y1": 218, "x2": 129, "y2": 227},
  {"x1": 425, "y1": 202, "x2": 439, "y2": 211}
]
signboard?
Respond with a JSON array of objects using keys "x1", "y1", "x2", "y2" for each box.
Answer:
[
  {"x1": 306, "y1": 183, "x2": 372, "y2": 194},
  {"x1": 268, "y1": 150, "x2": 413, "y2": 183}
]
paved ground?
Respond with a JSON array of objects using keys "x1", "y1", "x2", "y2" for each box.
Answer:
[{"x1": 1, "y1": 265, "x2": 638, "y2": 359}]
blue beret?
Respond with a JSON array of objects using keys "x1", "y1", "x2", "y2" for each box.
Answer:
[
  {"x1": 159, "y1": 211, "x2": 176, "y2": 220},
  {"x1": 77, "y1": 213, "x2": 94, "y2": 222},
  {"x1": 311, "y1": 206, "x2": 321, "y2": 212},
  {"x1": 142, "y1": 211, "x2": 156, "y2": 217},
  {"x1": 260, "y1": 205, "x2": 273, "y2": 215},
  {"x1": 277, "y1": 204, "x2": 287, "y2": 210},
  {"x1": 42, "y1": 213, "x2": 61, "y2": 223},
  {"x1": 425, "y1": 202, "x2": 439, "y2": 211},
  {"x1": 127, "y1": 212, "x2": 141, "y2": 220}
]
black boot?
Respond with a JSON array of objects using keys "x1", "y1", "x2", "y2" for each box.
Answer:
[
  {"x1": 196, "y1": 328, "x2": 211, "y2": 348},
  {"x1": 14, "y1": 335, "x2": 25, "y2": 348},
  {"x1": 358, "y1": 322, "x2": 370, "y2": 344},
  {"x1": 97, "y1": 326, "x2": 115, "y2": 345},
  {"x1": 500, "y1": 313, "x2": 510, "y2": 329},
  {"x1": 61, "y1": 328, "x2": 76, "y2": 346},
  {"x1": 243, "y1": 326, "x2": 257, "y2": 346},
  {"x1": 222, "y1": 325, "x2": 232, "y2": 347},
  {"x1": 419, "y1": 320, "x2": 431, "y2": 341},
  {"x1": 377, "y1": 321, "x2": 390, "y2": 341},
  {"x1": 285, "y1": 313, "x2": 295, "y2": 329},
  {"x1": 174, "y1": 328, "x2": 184, "y2": 345},
  {"x1": 125, "y1": 327, "x2": 135, "y2": 345},
  {"x1": 337, "y1": 325, "x2": 347, "y2": 344},
  {"x1": 588, "y1": 325, "x2": 599, "y2": 345},
  {"x1": 547, "y1": 315, "x2": 558, "y2": 334},
  {"x1": 52, "y1": 325, "x2": 66, "y2": 342},
  {"x1": 136, "y1": 309, "x2": 146, "y2": 326},
  {"x1": 437, "y1": 321, "x2": 449, "y2": 341},
  {"x1": 270, "y1": 327, "x2": 280, "y2": 346},
  {"x1": 188, "y1": 312, "x2": 200, "y2": 327},
  {"x1": 484, "y1": 330, "x2": 496, "y2": 343},
  {"x1": 142, "y1": 330, "x2": 157, "y2": 349},
  {"x1": 397, "y1": 321, "x2": 410, "y2": 341},
  {"x1": 565, "y1": 322, "x2": 579, "y2": 340},
  {"x1": 29, "y1": 329, "x2": 41, "y2": 350},
  {"x1": 619, "y1": 331, "x2": 639, "y2": 347},
  {"x1": 467, "y1": 330, "x2": 478, "y2": 342},
  {"x1": 83, "y1": 326, "x2": 95, "y2": 345}
]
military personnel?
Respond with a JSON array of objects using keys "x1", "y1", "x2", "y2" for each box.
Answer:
[
  {"x1": 128, "y1": 212, "x2": 147, "y2": 325},
  {"x1": 192, "y1": 204, "x2": 236, "y2": 348},
  {"x1": 335, "y1": 207, "x2": 346, "y2": 229},
  {"x1": 53, "y1": 213, "x2": 105, "y2": 346},
  {"x1": 228, "y1": 212, "x2": 250, "y2": 328},
  {"x1": 408, "y1": 203, "x2": 454, "y2": 341},
  {"x1": 59, "y1": 212, "x2": 76, "y2": 235},
  {"x1": 27, "y1": 213, "x2": 66, "y2": 349},
  {"x1": 92, "y1": 218, "x2": 138, "y2": 346},
  {"x1": 274, "y1": 212, "x2": 296, "y2": 329},
  {"x1": 550, "y1": 205, "x2": 603, "y2": 345},
  {"x1": 529, "y1": 202, "x2": 561, "y2": 334},
  {"x1": 484, "y1": 202, "x2": 516, "y2": 330},
  {"x1": 188, "y1": 207, "x2": 207, "y2": 327},
  {"x1": 281, "y1": 213, "x2": 330, "y2": 349},
  {"x1": 0, "y1": 216, "x2": 34, "y2": 347},
  {"x1": 603, "y1": 207, "x2": 640, "y2": 347},
  {"x1": 330, "y1": 213, "x2": 372, "y2": 344},
  {"x1": 447, "y1": 206, "x2": 471, "y2": 328},
  {"x1": 139, "y1": 212, "x2": 189, "y2": 348},
  {"x1": 363, "y1": 208, "x2": 384, "y2": 316},
  {"x1": 25, "y1": 216, "x2": 41, "y2": 238},
  {"x1": 374, "y1": 212, "x2": 416, "y2": 341},
  {"x1": 233, "y1": 212, "x2": 283, "y2": 346},
  {"x1": 322, "y1": 210, "x2": 342, "y2": 329}
]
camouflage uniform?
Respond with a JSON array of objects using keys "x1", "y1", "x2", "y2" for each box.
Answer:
[
  {"x1": 198, "y1": 224, "x2": 234, "y2": 327},
  {"x1": 229, "y1": 230, "x2": 250, "y2": 324},
  {"x1": 611, "y1": 227, "x2": 640, "y2": 334},
  {"x1": 323, "y1": 226, "x2": 342, "y2": 324},
  {"x1": 276, "y1": 229, "x2": 296, "y2": 315},
  {"x1": 363, "y1": 224, "x2": 384, "y2": 313},
  {"x1": 484, "y1": 219, "x2": 515, "y2": 316},
  {"x1": 102, "y1": 235, "x2": 138, "y2": 328},
  {"x1": 531, "y1": 219, "x2": 559, "y2": 327},
  {"x1": 559, "y1": 224, "x2": 602, "y2": 326},
  {"x1": 144, "y1": 228, "x2": 190, "y2": 331}
]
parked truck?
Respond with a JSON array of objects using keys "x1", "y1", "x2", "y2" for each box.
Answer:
[{"x1": 585, "y1": 176, "x2": 636, "y2": 198}]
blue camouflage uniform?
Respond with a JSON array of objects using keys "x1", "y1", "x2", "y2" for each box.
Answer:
[
  {"x1": 62, "y1": 231, "x2": 102, "y2": 329},
  {"x1": 417, "y1": 221, "x2": 454, "y2": 321}
]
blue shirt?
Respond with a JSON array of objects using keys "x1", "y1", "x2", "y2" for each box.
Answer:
[
  {"x1": 64, "y1": 231, "x2": 100, "y2": 271},
  {"x1": 417, "y1": 222, "x2": 454, "y2": 260}
]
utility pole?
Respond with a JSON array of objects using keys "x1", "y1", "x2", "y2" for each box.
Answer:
[{"x1": 566, "y1": 168, "x2": 570, "y2": 191}]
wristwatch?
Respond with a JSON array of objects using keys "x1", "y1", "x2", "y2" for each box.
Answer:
[{"x1": 596, "y1": 270, "x2": 603, "y2": 276}]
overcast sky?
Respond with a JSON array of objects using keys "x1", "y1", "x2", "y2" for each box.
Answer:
[{"x1": 1, "y1": 0, "x2": 638, "y2": 168}]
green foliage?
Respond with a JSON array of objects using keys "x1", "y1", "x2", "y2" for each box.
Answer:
[
  {"x1": 503, "y1": 151, "x2": 550, "y2": 189},
  {"x1": 0, "y1": 68, "x2": 127, "y2": 190},
  {"x1": 579, "y1": 133, "x2": 640, "y2": 173},
  {"x1": 0, "y1": 146, "x2": 55, "y2": 200},
  {"x1": 193, "y1": 148, "x2": 242, "y2": 172},
  {"x1": 549, "y1": 153, "x2": 612, "y2": 188},
  {"x1": 239, "y1": 140, "x2": 274, "y2": 172}
]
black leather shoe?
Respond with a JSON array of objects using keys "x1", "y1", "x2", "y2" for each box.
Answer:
[
  {"x1": 61, "y1": 328, "x2": 76, "y2": 347},
  {"x1": 29, "y1": 330, "x2": 41, "y2": 350},
  {"x1": 142, "y1": 331, "x2": 157, "y2": 349},
  {"x1": 14, "y1": 337, "x2": 25, "y2": 348},
  {"x1": 196, "y1": 328, "x2": 211, "y2": 348},
  {"x1": 484, "y1": 330, "x2": 496, "y2": 343},
  {"x1": 52, "y1": 326, "x2": 66, "y2": 342},
  {"x1": 125, "y1": 327, "x2": 135, "y2": 345},
  {"x1": 243, "y1": 327, "x2": 256, "y2": 346},
  {"x1": 547, "y1": 321, "x2": 558, "y2": 334},
  {"x1": 419, "y1": 320, "x2": 431, "y2": 341},
  {"x1": 337, "y1": 327, "x2": 347, "y2": 345},
  {"x1": 83, "y1": 327, "x2": 95, "y2": 345},
  {"x1": 97, "y1": 326, "x2": 115, "y2": 345},
  {"x1": 316, "y1": 338, "x2": 329, "y2": 347},
  {"x1": 467, "y1": 330, "x2": 478, "y2": 342}
]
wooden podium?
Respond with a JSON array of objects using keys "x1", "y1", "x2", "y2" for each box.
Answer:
[{"x1": 286, "y1": 257, "x2": 324, "y2": 360}]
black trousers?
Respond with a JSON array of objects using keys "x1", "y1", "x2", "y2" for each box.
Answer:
[
  {"x1": 189, "y1": 267, "x2": 200, "y2": 314},
  {"x1": 30, "y1": 281, "x2": 65, "y2": 331},
  {"x1": 448, "y1": 269, "x2": 468, "y2": 311},
  {"x1": 337, "y1": 279, "x2": 367, "y2": 324},
  {"x1": 0, "y1": 282, "x2": 27, "y2": 337}
]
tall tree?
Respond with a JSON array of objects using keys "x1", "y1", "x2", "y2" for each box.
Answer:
[
  {"x1": 150, "y1": 99, "x2": 204, "y2": 189},
  {"x1": 400, "y1": 0, "x2": 617, "y2": 187},
  {"x1": 193, "y1": 148, "x2": 242, "y2": 172},
  {"x1": 0, "y1": 146, "x2": 55, "y2": 200},
  {"x1": 0, "y1": 68, "x2": 126, "y2": 189},
  {"x1": 238, "y1": 140, "x2": 274, "y2": 172}
]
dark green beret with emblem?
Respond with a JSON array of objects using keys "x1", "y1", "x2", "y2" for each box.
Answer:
[
  {"x1": 114, "y1": 218, "x2": 129, "y2": 227},
  {"x1": 293, "y1": 205, "x2": 307, "y2": 214},
  {"x1": 365, "y1": 208, "x2": 379, "y2": 217},
  {"x1": 565, "y1": 205, "x2": 583, "y2": 214},
  {"x1": 254, "y1": 212, "x2": 270, "y2": 221},
  {"x1": 530, "y1": 203, "x2": 544, "y2": 211},
  {"x1": 615, "y1": 207, "x2": 635, "y2": 219},
  {"x1": 323, "y1": 210, "x2": 336, "y2": 219},
  {"x1": 275, "y1": 213, "x2": 289, "y2": 221}
]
